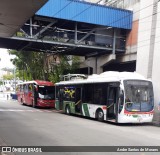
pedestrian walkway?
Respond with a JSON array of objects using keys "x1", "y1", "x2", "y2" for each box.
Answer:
[{"x1": 0, "y1": 93, "x2": 11, "y2": 101}]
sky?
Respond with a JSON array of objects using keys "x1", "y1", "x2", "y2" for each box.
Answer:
[{"x1": 0, "y1": 48, "x2": 16, "y2": 69}]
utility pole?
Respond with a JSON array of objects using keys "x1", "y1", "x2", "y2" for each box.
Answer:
[{"x1": 14, "y1": 67, "x2": 16, "y2": 92}]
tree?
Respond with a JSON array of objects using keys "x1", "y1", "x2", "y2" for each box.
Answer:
[
  {"x1": 0, "y1": 80, "x2": 3, "y2": 85},
  {"x1": 48, "y1": 55, "x2": 80, "y2": 83},
  {"x1": 9, "y1": 50, "x2": 46, "y2": 81},
  {"x1": 9, "y1": 50, "x2": 81, "y2": 83},
  {"x1": 3, "y1": 74, "x2": 14, "y2": 80}
]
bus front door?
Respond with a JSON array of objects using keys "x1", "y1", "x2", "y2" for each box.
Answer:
[
  {"x1": 107, "y1": 84, "x2": 119, "y2": 122},
  {"x1": 75, "y1": 87, "x2": 82, "y2": 114},
  {"x1": 59, "y1": 88, "x2": 64, "y2": 110}
]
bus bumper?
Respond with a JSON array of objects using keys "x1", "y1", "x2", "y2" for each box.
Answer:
[
  {"x1": 118, "y1": 114, "x2": 153, "y2": 123},
  {"x1": 37, "y1": 99, "x2": 55, "y2": 108}
]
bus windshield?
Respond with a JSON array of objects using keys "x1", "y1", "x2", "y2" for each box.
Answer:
[
  {"x1": 124, "y1": 80, "x2": 154, "y2": 112},
  {"x1": 38, "y1": 86, "x2": 55, "y2": 100}
]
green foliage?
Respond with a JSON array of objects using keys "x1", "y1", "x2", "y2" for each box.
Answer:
[
  {"x1": 3, "y1": 74, "x2": 14, "y2": 80},
  {"x1": 48, "y1": 55, "x2": 80, "y2": 83},
  {"x1": 70, "y1": 56, "x2": 80, "y2": 73},
  {"x1": 0, "y1": 80, "x2": 3, "y2": 85},
  {"x1": 9, "y1": 50, "x2": 80, "y2": 83},
  {"x1": 9, "y1": 50, "x2": 46, "y2": 81}
]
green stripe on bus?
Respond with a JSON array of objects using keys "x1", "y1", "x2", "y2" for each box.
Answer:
[
  {"x1": 63, "y1": 101, "x2": 75, "y2": 113},
  {"x1": 83, "y1": 103, "x2": 90, "y2": 117},
  {"x1": 132, "y1": 115, "x2": 138, "y2": 118}
]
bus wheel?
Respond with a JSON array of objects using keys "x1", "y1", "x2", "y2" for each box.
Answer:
[
  {"x1": 65, "y1": 105, "x2": 70, "y2": 115},
  {"x1": 97, "y1": 110, "x2": 104, "y2": 122}
]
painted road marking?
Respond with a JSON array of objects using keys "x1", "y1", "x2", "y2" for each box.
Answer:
[{"x1": 0, "y1": 109, "x2": 57, "y2": 113}]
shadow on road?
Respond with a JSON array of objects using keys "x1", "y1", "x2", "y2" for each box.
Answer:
[
  {"x1": 60, "y1": 113, "x2": 155, "y2": 127},
  {"x1": 14, "y1": 102, "x2": 158, "y2": 127},
  {"x1": 20, "y1": 103, "x2": 55, "y2": 110}
]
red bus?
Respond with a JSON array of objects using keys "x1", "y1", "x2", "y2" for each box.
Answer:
[{"x1": 16, "y1": 80, "x2": 55, "y2": 108}]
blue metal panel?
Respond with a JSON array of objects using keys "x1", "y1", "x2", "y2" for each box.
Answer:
[{"x1": 36, "y1": 0, "x2": 133, "y2": 29}]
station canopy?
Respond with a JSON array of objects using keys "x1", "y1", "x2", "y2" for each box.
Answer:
[
  {"x1": 0, "y1": 0, "x2": 132, "y2": 56},
  {"x1": 0, "y1": 0, "x2": 48, "y2": 37}
]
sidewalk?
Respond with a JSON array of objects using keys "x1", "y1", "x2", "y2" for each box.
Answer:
[{"x1": 0, "y1": 93, "x2": 11, "y2": 101}]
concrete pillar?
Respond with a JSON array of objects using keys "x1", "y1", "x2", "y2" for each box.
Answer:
[
  {"x1": 85, "y1": 57, "x2": 97, "y2": 74},
  {"x1": 112, "y1": 28, "x2": 116, "y2": 55},
  {"x1": 97, "y1": 66, "x2": 103, "y2": 74},
  {"x1": 136, "y1": 0, "x2": 156, "y2": 78},
  {"x1": 85, "y1": 54, "x2": 116, "y2": 74},
  {"x1": 151, "y1": 1, "x2": 160, "y2": 124},
  {"x1": 136, "y1": 0, "x2": 160, "y2": 124}
]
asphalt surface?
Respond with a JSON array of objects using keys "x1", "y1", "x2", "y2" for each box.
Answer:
[{"x1": 0, "y1": 94, "x2": 160, "y2": 155}]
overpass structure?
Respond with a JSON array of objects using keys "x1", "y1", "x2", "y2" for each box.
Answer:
[{"x1": 0, "y1": 0, "x2": 133, "y2": 73}]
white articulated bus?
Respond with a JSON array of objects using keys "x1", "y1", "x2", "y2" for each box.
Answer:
[{"x1": 55, "y1": 72, "x2": 154, "y2": 123}]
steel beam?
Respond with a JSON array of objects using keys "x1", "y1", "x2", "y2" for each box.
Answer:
[
  {"x1": 30, "y1": 18, "x2": 33, "y2": 38},
  {"x1": 75, "y1": 22, "x2": 77, "y2": 44},
  {"x1": 10, "y1": 36, "x2": 115, "y2": 51},
  {"x1": 112, "y1": 28, "x2": 116, "y2": 54},
  {"x1": 34, "y1": 21, "x2": 57, "y2": 38},
  {"x1": 77, "y1": 29, "x2": 95, "y2": 43}
]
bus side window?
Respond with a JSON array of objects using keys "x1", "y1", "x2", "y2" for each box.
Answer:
[
  {"x1": 16, "y1": 85, "x2": 19, "y2": 92},
  {"x1": 20, "y1": 85, "x2": 23, "y2": 92},
  {"x1": 59, "y1": 88, "x2": 64, "y2": 99},
  {"x1": 24, "y1": 84, "x2": 28, "y2": 93},
  {"x1": 28, "y1": 84, "x2": 32, "y2": 92},
  {"x1": 23, "y1": 85, "x2": 25, "y2": 92},
  {"x1": 83, "y1": 84, "x2": 93, "y2": 104}
]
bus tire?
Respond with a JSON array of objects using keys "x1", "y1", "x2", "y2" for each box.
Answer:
[
  {"x1": 65, "y1": 105, "x2": 70, "y2": 115},
  {"x1": 97, "y1": 109, "x2": 104, "y2": 122}
]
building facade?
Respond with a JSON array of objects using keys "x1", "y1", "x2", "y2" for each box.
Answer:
[
  {"x1": 86, "y1": 0, "x2": 160, "y2": 123},
  {"x1": 136, "y1": 0, "x2": 160, "y2": 123}
]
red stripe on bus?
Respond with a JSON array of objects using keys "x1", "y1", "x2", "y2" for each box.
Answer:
[{"x1": 124, "y1": 109, "x2": 154, "y2": 114}]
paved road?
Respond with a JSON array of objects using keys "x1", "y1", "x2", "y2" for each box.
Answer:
[{"x1": 0, "y1": 98, "x2": 160, "y2": 155}]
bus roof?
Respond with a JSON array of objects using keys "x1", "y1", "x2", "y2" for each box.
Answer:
[
  {"x1": 17, "y1": 80, "x2": 54, "y2": 86},
  {"x1": 56, "y1": 71, "x2": 148, "y2": 85}
]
